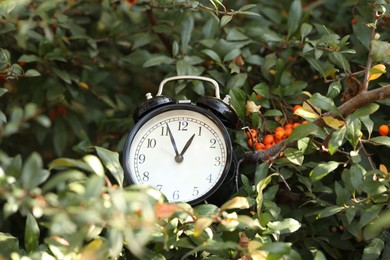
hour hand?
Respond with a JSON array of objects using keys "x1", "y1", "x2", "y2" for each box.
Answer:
[{"x1": 166, "y1": 123, "x2": 179, "y2": 157}]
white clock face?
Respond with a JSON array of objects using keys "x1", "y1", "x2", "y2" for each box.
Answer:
[{"x1": 125, "y1": 108, "x2": 230, "y2": 204}]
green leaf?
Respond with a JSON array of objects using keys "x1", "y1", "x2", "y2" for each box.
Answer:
[
  {"x1": 326, "y1": 81, "x2": 342, "y2": 99},
  {"x1": 305, "y1": 56, "x2": 325, "y2": 77},
  {"x1": 229, "y1": 87, "x2": 246, "y2": 120},
  {"x1": 18, "y1": 54, "x2": 40, "y2": 63},
  {"x1": 52, "y1": 67, "x2": 72, "y2": 85},
  {"x1": 24, "y1": 69, "x2": 41, "y2": 77},
  {"x1": 370, "y1": 136, "x2": 390, "y2": 147},
  {"x1": 329, "y1": 52, "x2": 351, "y2": 73},
  {"x1": 0, "y1": 233, "x2": 20, "y2": 256},
  {"x1": 220, "y1": 15, "x2": 233, "y2": 27},
  {"x1": 353, "y1": 103, "x2": 380, "y2": 118},
  {"x1": 259, "y1": 242, "x2": 292, "y2": 255},
  {"x1": 284, "y1": 148, "x2": 304, "y2": 165},
  {"x1": 20, "y1": 152, "x2": 50, "y2": 190},
  {"x1": 346, "y1": 116, "x2": 361, "y2": 149},
  {"x1": 194, "y1": 204, "x2": 219, "y2": 218},
  {"x1": 49, "y1": 158, "x2": 93, "y2": 172},
  {"x1": 223, "y1": 48, "x2": 240, "y2": 62},
  {"x1": 371, "y1": 40, "x2": 390, "y2": 63},
  {"x1": 328, "y1": 126, "x2": 346, "y2": 155},
  {"x1": 316, "y1": 206, "x2": 344, "y2": 219},
  {"x1": 310, "y1": 93, "x2": 338, "y2": 114},
  {"x1": 180, "y1": 14, "x2": 194, "y2": 53},
  {"x1": 95, "y1": 147, "x2": 124, "y2": 187},
  {"x1": 254, "y1": 162, "x2": 269, "y2": 185},
  {"x1": 226, "y1": 73, "x2": 247, "y2": 89},
  {"x1": 253, "y1": 82, "x2": 271, "y2": 98},
  {"x1": 300, "y1": 23, "x2": 313, "y2": 39},
  {"x1": 267, "y1": 218, "x2": 301, "y2": 234},
  {"x1": 25, "y1": 213, "x2": 40, "y2": 253},
  {"x1": 143, "y1": 55, "x2": 174, "y2": 68},
  {"x1": 287, "y1": 0, "x2": 302, "y2": 37},
  {"x1": 263, "y1": 109, "x2": 283, "y2": 117},
  {"x1": 310, "y1": 161, "x2": 340, "y2": 182},
  {"x1": 287, "y1": 122, "x2": 326, "y2": 142},
  {"x1": 362, "y1": 238, "x2": 384, "y2": 260},
  {"x1": 201, "y1": 49, "x2": 221, "y2": 63},
  {"x1": 0, "y1": 88, "x2": 8, "y2": 97},
  {"x1": 283, "y1": 81, "x2": 308, "y2": 96}
]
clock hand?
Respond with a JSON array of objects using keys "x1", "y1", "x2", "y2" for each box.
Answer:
[
  {"x1": 179, "y1": 133, "x2": 196, "y2": 157},
  {"x1": 166, "y1": 123, "x2": 180, "y2": 157}
]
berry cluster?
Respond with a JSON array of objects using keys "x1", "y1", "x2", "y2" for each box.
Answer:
[{"x1": 246, "y1": 121, "x2": 306, "y2": 151}]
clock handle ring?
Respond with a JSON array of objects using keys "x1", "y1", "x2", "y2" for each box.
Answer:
[{"x1": 157, "y1": 75, "x2": 220, "y2": 99}]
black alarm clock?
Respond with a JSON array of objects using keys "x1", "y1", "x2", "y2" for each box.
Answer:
[{"x1": 122, "y1": 76, "x2": 239, "y2": 205}]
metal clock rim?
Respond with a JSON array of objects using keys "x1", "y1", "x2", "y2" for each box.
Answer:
[{"x1": 122, "y1": 103, "x2": 234, "y2": 205}]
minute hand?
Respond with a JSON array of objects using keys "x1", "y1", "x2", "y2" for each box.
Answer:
[{"x1": 179, "y1": 134, "x2": 196, "y2": 156}]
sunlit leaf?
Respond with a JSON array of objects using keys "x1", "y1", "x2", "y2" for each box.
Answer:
[
  {"x1": 95, "y1": 147, "x2": 124, "y2": 186},
  {"x1": 310, "y1": 161, "x2": 340, "y2": 182},
  {"x1": 322, "y1": 116, "x2": 344, "y2": 129},
  {"x1": 220, "y1": 196, "x2": 251, "y2": 211},
  {"x1": 193, "y1": 217, "x2": 213, "y2": 237},
  {"x1": 267, "y1": 218, "x2": 301, "y2": 234},
  {"x1": 25, "y1": 213, "x2": 40, "y2": 253}
]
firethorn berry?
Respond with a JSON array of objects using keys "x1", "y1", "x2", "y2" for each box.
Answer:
[
  {"x1": 293, "y1": 105, "x2": 302, "y2": 112},
  {"x1": 285, "y1": 128, "x2": 293, "y2": 137},
  {"x1": 379, "y1": 125, "x2": 389, "y2": 136},
  {"x1": 275, "y1": 126, "x2": 284, "y2": 133},
  {"x1": 255, "y1": 142, "x2": 266, "y2": 150},
  {"x1": 284, "y1": 123, "x2": 293, "y2": 130},
  {"x1": 246, "y1": 128, "x2": 257, "y2": 139},
  {"x1": 263, "y1": 134, "x2": 275, "y2": 145},
  {"x1": 302, "y1": 120, "x2": 308, "y2": 124},
  {"x1": 247, "y1": 138, "x2": 256, "y2": 148},
  {"x1": 275, "y1": 130, "x2": 285, "y2": 140},
  {"x1": 293, "y1": 122, "x2": 301, "y2": 128},
  {"x1": 265, "y1": 143, "x2": 274, "y2": 149}
]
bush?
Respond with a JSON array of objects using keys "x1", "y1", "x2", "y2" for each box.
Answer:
[{"x1": 1, "y1": 0, "x2": 390, "y2": 259}]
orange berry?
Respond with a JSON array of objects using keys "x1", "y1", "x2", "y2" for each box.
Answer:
[
  {"x1": 247, "y1": 138, "x2": 255, "y2": 147},
  {"x1": 265, "y1": 143, "x2": 274, "y2": 149},
  {"x1": 263, "y1": 134, "x2": 275, "y2": 145},
  {"x1": 379, "y1": 125, "x2": 389, "y2": 136},
  {"x1": 284, "y1": 123, "x2": 293, "y2": 130},
  {"x1": 255, "y1": 142, "x2": 266, "y2": 150},
  {"x1": 275, "y1": 126, "x2": 284, "y2": 132},
  {"x1": 246, "y1": 128, "x2": 257, "y2": 139},
  {"x1": 302, "y1": 120, "x2": 308, "y2": 124},
  {"x1": 293, "y1": 122, "x2": 301, "y2": 128},
  {"x1": 285, "y1": 128, "x2": 293, "y2": 137},
  {"x1": 293, "y1": 105, "x2": 302, "y2": 112},
  {"x1": 275, "y1": 130, "x2": 285, "y2": 140}
]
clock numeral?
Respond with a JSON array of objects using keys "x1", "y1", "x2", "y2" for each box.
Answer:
[
  {"x1": 214, "y1": 156, "x2": 221, "y2": 166},
  {"x1": 206, "y1": 174, "x2": 212, "y2": 183},
  {"x1": 156, "y1": 184, "x2": 163, "y2": 191},
  {"x1": 138, "y1": 154, "x2": 146, "y2": 164},
  {"x1": 210, "y1": 138, "x2": 216, "y2": 148},
  {"x1": 147, "y1": 138, "x2": 157, "y2": 148},
  {"x1": 172, "y1": 190, "x2": 180, "y2": 200},
  {"x1": 142, "y1": 172, "x2": 150, "y2": 181},
  {"x1": 178, "y1": 121, "x2": 188, "y2": 131},
  {"x1": 160, "y1": 126, "x2": 168, "y2": 136},
  {"x1": 192, "y1": 186, "x2": 199, "y2": 196}
]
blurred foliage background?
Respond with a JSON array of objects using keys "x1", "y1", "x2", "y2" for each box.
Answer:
[{"x1": 1, "y1": 0, "x2": 390, "y2": 259}]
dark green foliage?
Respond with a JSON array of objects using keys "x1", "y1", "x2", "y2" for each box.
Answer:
[{"x1": 1, "y1": 0, "x2": 390, "y2": 259}]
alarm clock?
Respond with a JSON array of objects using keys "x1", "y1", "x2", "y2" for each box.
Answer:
[{"x1": 122, "y1": 76, "x2": 239, "y2": 205}]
